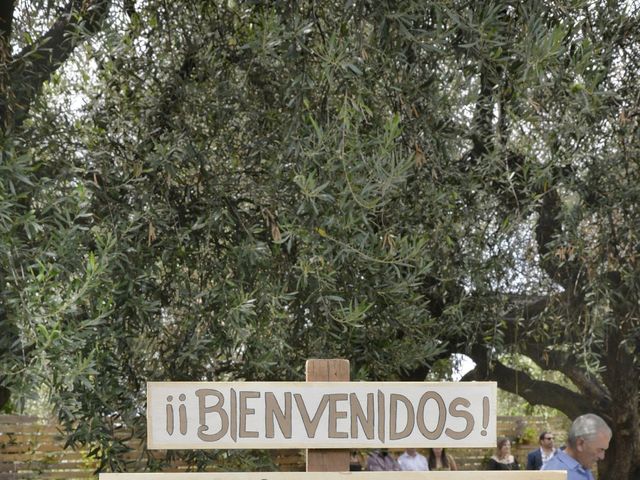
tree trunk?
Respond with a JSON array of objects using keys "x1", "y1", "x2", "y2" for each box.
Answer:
[
  {"x1": 0, "y1": 385, "x2": 9, "y2": 411},
  {"x1": 598, "y1": 329, "x2": 640, "y2": 480},
  {"x1": 596, "y1": 394, "x2": 639, "y2": 480}
]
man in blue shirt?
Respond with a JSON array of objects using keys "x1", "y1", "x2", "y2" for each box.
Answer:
[{"x1": 542, "y1": 413, "x2": 611, "y2": 480}]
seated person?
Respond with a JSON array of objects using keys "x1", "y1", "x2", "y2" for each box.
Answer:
[
  {"x1": 349, "y1": 451, "x2": 363, "y2": 471},
  {"x1": 487, "y1": 437, "x2": 520, "y2": 470},
  {"x1": 526, "y1": 431, "x2": 558, "y2": 470},
  {"x1": 428, "y1": 447, "x2": 458, "y2": 471},
  {"x1": 397, "y1": 448, "x2": 429, "y2": 471},
  {"x1": 366, "y1": 449, "x2": 401, "y2": 471}
]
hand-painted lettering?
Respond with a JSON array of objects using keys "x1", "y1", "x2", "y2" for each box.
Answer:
[{"x1": 196, "y1": 389, "x2": 228, "y2": 442}]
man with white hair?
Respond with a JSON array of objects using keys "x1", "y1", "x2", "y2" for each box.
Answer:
[{"x1": 541, "y1": 413, "x2": 612, "y2": 480}]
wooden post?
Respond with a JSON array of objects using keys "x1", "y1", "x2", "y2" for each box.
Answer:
[{"x1": 305, "y1": 359, "x2": 350, "y2": 472}]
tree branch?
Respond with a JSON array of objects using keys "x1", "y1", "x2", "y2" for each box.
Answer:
[
  {"x1": 0, "y1": 0, "x2": 16, "y2": 131},
  {"x1": 0, "y1": 1, "x2": 15, "y2": 46},
  {"x1": 535, "y1": 187, "x2": 586, "y2": 296},
  {"x1": 2, "y1": 0, "x2": 111, "y2": 131},
  {"x1": 529, "y1": 349, "x2": 610, "y2": 409},
  {"x1": 471, "y1": 65, "x2": 495, "y2": 158},
  {"x1": 463, "y1": 344, "x2": 598, "y2": 419},
  {"x1": 0, "y1": 385, "x2": 9, "y2": 410},
  {"x1": 501, "y1": 294, "x2": 612, "y2": 410},
  {"x1": 460, "y1": 64, "x2": 496, "y2": 172}
]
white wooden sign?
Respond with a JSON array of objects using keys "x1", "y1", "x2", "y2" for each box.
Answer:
[
  {"x1": 101, "y1": 472, "x2": 567, "y2": 479},
  {"x1": 147, "y1": 381, "x2": 496, "y2": 449}
]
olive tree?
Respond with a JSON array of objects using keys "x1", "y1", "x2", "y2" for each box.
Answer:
[{"x1": 1, "y1": 1, "x2": 639, "y2": 478}]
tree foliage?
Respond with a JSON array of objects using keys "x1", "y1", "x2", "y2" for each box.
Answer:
[{"x1": 1, "y1": 0, "x2": 639, "y2": 478}]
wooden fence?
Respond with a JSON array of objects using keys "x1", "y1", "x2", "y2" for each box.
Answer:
[
  {"x1": 0, "y1": 414, "x2": 97, "y2": 480},
  {"x1": 0, "y1": 414, "x2": 569, "y2": 479}
]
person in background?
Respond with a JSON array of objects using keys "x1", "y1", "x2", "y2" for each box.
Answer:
[
  {"x1": 487, "y1": 437, "x2": 520, "y2": 470},
  {"x1": 542, "y1": 413, "x2": 611, "y2": 480},
  {"x1": 397, "y1": 448, "x2": 429, "y2": 471},
  {"x1": 427, "y1": 447, "x2": 458, "y2": 471},
  {"x1": 526, "y1": 431, "x2": 558, "y2": 470},
  {"x1": 349, "y1": 451, "x2": 363, "y2": 471},
  {"x1": 366, "y1": 449, "x2": 401, "y2": 471}
]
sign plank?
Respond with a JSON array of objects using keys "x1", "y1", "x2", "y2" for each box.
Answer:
[
  {"x1": 147, "y1": 381, "x2": 496, "y2": 449},
  {"x1": 100, "y1": 472, "x2": 567, "y2": 479}
]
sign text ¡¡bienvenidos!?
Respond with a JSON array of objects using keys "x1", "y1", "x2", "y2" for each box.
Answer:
[{"x1": 146, "y1": 381, "x2": 496, "y2": 449}]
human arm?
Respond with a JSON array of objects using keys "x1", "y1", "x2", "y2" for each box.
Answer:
[
  {"x1": 366, "y1": 455, "x2": 383, "y2": 471},
  {"x1": 525, "y1": 451, "x2": 538, "y2": 470}
]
